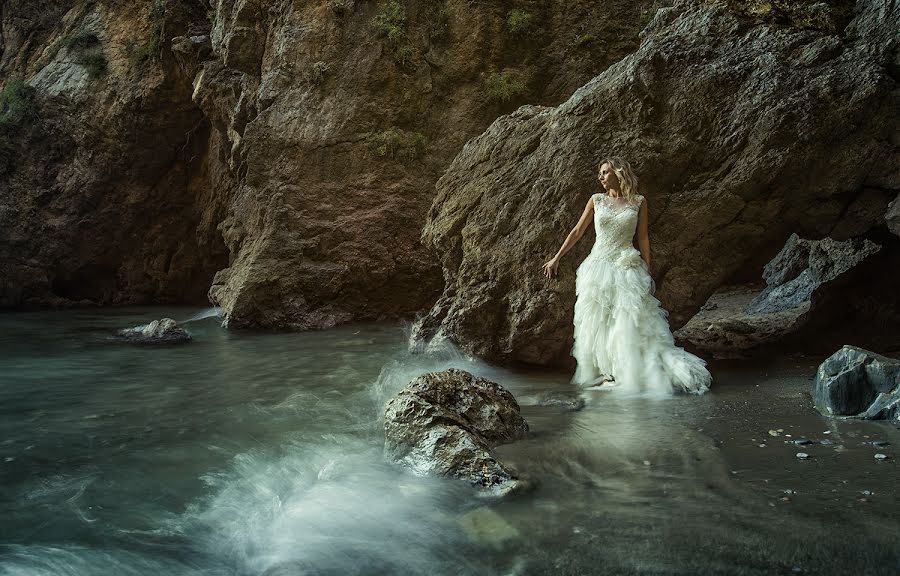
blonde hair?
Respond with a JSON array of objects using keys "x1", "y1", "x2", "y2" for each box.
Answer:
[{"x1": 597, "y1": 156, "x2": 639, "y2": 204}]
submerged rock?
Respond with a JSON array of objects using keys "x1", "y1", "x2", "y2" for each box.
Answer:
[
  {"x1": 812, "y1": 346, "x2": 900, "y2": 420},
  {"x1": 383, "y1": 368, "x2": 530, "y2": 497},
  {"x1": 117, "y1": 318, "x2": 191, "y2": 344}
]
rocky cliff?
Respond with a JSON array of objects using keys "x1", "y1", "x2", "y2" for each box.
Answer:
[
  {"x1": 3, "y1": 0, "x2": 897, "y2": 364},
  {"x1": 1, "y1": 0, "x2": 657, "y2": 325},
  {"x1": 414, "y1": 0, "x2": 899, "y2": 365}
]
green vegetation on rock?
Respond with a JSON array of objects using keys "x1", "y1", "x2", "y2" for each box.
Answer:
[
  {"x1": 507, "y1": 9, "x2": 533, "y2": 36},
  {"x1": 127, "y1": 0, "x2": 166, "y2": 66},
  {"x1": 0, "y1": 79, "x2": 38, "y2": 127},
  {"x1": 485, "y1": 71, "x2": 526, "y2": 103},
  {"x1": 372, "y1": 1, "x2": 416, "y2": 67},
  {"x1": 369, "y1": 128, "x2": 426, "y2": 161}
]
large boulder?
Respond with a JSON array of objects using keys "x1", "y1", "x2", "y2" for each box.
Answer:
[
  {"x1": 383, "y1": 368, "x2": 529, "y2": 496},
  {"x1": 748, "y1": 234, "x2": 881, "y2": 314},
  {"x1": 117, "y1": 318, "x2": 191, "y2": 344},
  {"x1": 813, "y1": 346, "x2": 900, "y2": 420},
  {"x1": 413, "y1": 0, "x2": 899, "y2": 366}
]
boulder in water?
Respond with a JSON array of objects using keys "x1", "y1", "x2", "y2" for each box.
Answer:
[
  {"x1": 813, "y1": 346, "x2": 900, "y2": 421},
  {"x1": 118, "y1": 318, "x2": 191, "y2": 344},
  {"x1": 384, "y1": 368, "x2": 530, "y2": 497}
]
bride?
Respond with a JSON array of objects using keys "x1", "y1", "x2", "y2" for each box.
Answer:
[{"x1": 542, "y1": 157, "x2": 711, "y2": 395}]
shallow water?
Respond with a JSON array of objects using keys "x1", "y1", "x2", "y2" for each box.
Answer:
[{"x1": 0, "y1": 308, "x2": 897, "y2": 575}]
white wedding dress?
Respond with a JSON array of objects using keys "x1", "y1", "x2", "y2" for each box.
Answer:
[{"x1": 572, "y1": 192, "x2": 711, "y2": 395}]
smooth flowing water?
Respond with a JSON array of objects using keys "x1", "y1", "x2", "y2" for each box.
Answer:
[{"x1": 1, "y1": 308, "x2": 898, "y2": 576}]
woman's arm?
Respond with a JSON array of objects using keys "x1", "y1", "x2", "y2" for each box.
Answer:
[
  {"x1": 543, "y1": 196, "x2": 595, "y2": 278},
  {"x1": 636, "y1": 197, "x2": 651, "y2": 269}
]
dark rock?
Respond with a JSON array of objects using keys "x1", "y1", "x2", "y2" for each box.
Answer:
[
  {"x1": 792, "y1": 438, "x2": 812, "y2": 445},
  {"x1": 383, "y1": 368, "x2": 530, "y2": 497},
  {"x1": 887, "y1": 193, "x2": 900, "y2": 238},
  {"x1": 117, "y1": 318, "x2": 192, "y2": 344},
  {"x1": 813, "y1": 346, "x2": 900, "y2": 420},
  {"x1": 748, "y1": 235, "x2": 881, "y2": 315}
]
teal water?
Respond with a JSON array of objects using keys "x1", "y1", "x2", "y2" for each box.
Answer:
[{"x1": 0, "y1": 308, "x2": 898, "y2": 575}]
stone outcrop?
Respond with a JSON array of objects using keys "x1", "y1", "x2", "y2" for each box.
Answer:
[
  {"x1": 747, "y1": 234, "x2": 881, "y2": 315},
  {"x1": 117, "y1": 317, "x2": 191, "y2": 344},
  {"x1": 413, "y1": 0, "x2": 899, "y2": 366},
  {"x1": 383, "y1": 368, "x2": 529, "y2": 496},
  {"x1": 813, "y1": 346, "x2": 900, "y2": 421},
  {"x1": 675, "y1": 234, "x2": 898, "y2": 356}
]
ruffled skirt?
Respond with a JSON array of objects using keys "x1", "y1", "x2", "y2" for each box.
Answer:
[{"x1": 572, "y1": 247, "x2": 711, "y2": 395}]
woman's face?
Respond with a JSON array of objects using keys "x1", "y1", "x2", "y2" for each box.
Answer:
[{"x1": 598, "y1": 163, "x2": 619, "y2": 191}]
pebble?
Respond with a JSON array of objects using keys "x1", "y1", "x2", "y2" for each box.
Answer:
[
  {"x1": 872, "y1": 441, "x2": 889, "y2": 448},
  {"x1": 783, "y1": 489, "x2": 796, "y2": 494},
  {"x1": 642, "y1": 460, "x2": 651, "y2": 466},
  {"x1": 819, "y1": 439, "x2": 834, "y2": 446},
  {"x1": 823, "y1": 430, "x2": 831, "y2": 435},
  {"x1": 768, "y1": 430, "x2": 780, "y2": 437},
  {"x1": 793, "y1": 438, "x2": 812, "y2": 445},
  {"x1": 758, "y1": 444, "x2": 767, "y2": 448},
  {"x1": 874, "y1": 453, "x2": 889, "y2": 461},
  {"x1": 796, "y1": 452, "x2": 810, "y2": 460},
  {"x1": 861, "y1": 490, "x2": 874, "y2": 496}
]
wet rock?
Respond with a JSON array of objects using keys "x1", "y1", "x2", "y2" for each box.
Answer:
[
  {"x1": 874, "y1": 453, "x2": 889, "y2": 461},
  {"x1": 383, "y1": 369, "x2": 530, "y2": 497},
  {"x1": 796, "y1": 452, "x2": 810, "y2": 460},
  {"x1": 813, "y1": 346, "x2": 900, "y2": 420},
  {"x1": 117, "y1": 318, "x2": 191, "y2": 344},
  {"x1": 792, "y1": 438, "x2": 812, "y2": 445}
]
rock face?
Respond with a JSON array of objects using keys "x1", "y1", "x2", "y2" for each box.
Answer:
[
  {"x1": 813, "y1": 346, "x2": 900, "y2": 421},
  {"x1": 0, "y1": 0, "x2": 228, "y2": 308},
  {"x1": 383, "y1": 368, "x2": 529, "y2": 496},
  {"x1": 184, "y1": 0, "x2": 660, "y2": 330},
  {"x1": 677, "y1": 233, "x2": 900, "y2": 355},
  {"x1": 414, "y1": 0, "x2": 899, "y2": 366},
  {"x1": 2, "y1": 0, "x2": 657, "y2": 322},
  {"x1": 748, "y1": 234, "x2": 881, "y2": 315},
  {"x1": 887, "y1": 193, "x2": 900, "y2": 238},
  {"x1": 117, "y1": 318, "x2": 191, "y2": 344}
]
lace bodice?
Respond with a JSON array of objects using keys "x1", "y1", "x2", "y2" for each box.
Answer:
[{"x1": 587, "y1": 193, "x2": 644, "y2": 263}]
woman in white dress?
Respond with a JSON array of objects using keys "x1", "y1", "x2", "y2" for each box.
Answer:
[{"x1": 542, "y1": 157, "x2": 711, "y2": 395}]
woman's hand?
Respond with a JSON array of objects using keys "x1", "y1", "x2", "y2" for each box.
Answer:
[{"x1": 543, "y1": 257, "x2": 560, "y2": 278}]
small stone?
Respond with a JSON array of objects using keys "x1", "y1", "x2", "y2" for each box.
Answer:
[
  {"x1": 785, "y1": 434, "x2": 792, "y2": 438},
  {"x1": 783, "y1": 489, "x2": 796, "y2": 494},
  {"x1": 777, "y1": 429, "x2": 784, "y2": 432},
  {"x1": 823, "y1": 430, "x2": 831, "y2": 434},
  {"x1": 796, "y1": 452, "x2": 810, "y2": 460},
  {"x1": 872, "y1": 441, "x2": 889, "y2": 448},
  {"x1": 860, "y1": 490, "x2": 874, "y2": 496},
  {"x1": 642, "y1": 460, "x2": 651, "y2": 466},
  {"x1": 780, "y1": 496, "x2": 791, "y2": 502},
  {"x1": 874, "y1": 453, "x2": 889, "y2": 460},
  {"x1": 820, "y1": 439, "x2": 835, "y2": 446},
  {"x1": 768, "y1": 430, "x2": 780, "y2": 437},
  {"x1": 793, "y1": 438, "x2": 812, "y2": 445},
  {"x1": 758, "y1": 444, "x2": 767, "y2": 448}
]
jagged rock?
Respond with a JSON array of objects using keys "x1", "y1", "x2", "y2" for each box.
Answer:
[
  {"x1": 383, "y1": 368, "x2": 530, "y2": 497},
  {"x1": 414, "y1": 0, "x2": 899, "y2": 366},
  {"x1": 748, "y1": 235, "x2": 881, "y2": 315},
  {"x1": 813, "y1": 346, "x2": 900, "y2": 420},
  {"x1": 118, "y1": 318, "x2": 191, "y2": 344},
  {"x1": 887, "y1": 193, "x2": 900, "y2": 238}
]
